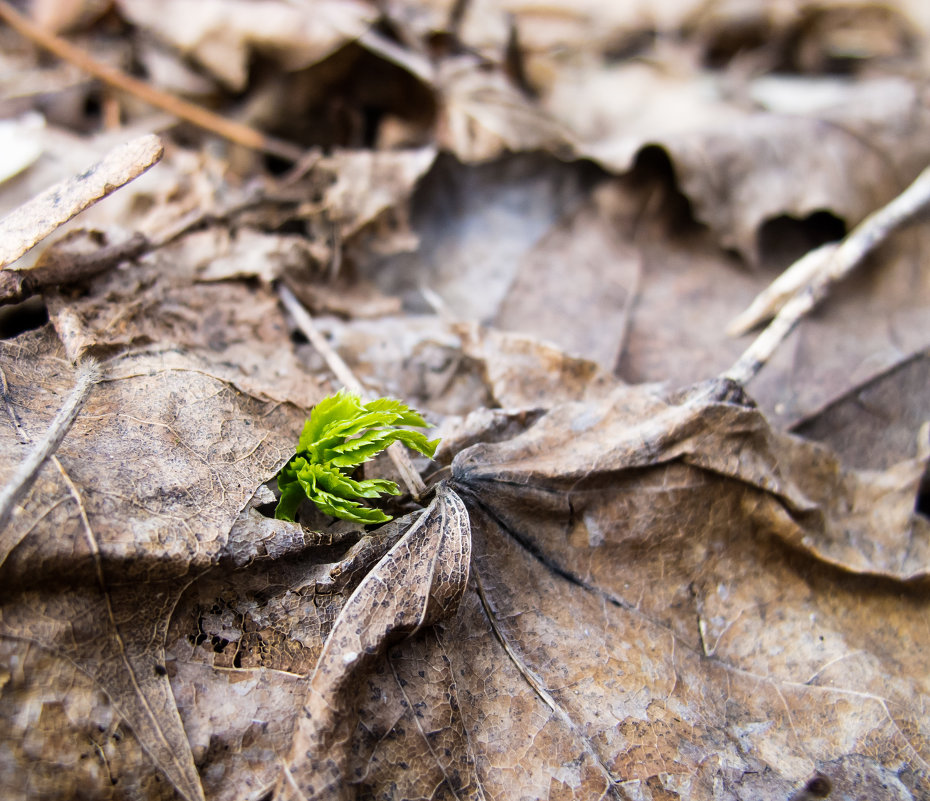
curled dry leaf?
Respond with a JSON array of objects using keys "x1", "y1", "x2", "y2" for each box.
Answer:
[
  {"x1": 554, "y1": 63, "x2": 930, "y2": 262},
  {"x1": 436, "y1": 56, "x2": 572, "y2": 163},
  {"x1": 309, "y1": 147, "x2": 437, "y2": 241},
  {"x1": 277, "y1": 483, "x2": 471, "y2": 801}
]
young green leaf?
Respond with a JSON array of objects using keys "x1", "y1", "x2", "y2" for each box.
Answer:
[{"x1": 275, "y1": 389, "x2": 439, "y2": 524}]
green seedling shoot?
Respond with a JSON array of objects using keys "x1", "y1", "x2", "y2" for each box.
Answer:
[{"x1": 275, "y1": 389, "x2": 439, "y2": 524}]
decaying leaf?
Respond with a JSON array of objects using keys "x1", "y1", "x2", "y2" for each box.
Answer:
[{"x1": 115, "y1": 0, "x2": 377, "y2": 92}]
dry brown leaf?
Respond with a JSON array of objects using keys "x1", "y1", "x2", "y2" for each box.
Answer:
[
  {"x1": 446, "y1": 377, "x2": 930, "y2": 797},
  {"x1": 746, "y1": 220, "x2": 930, "y2": 428},
  {"x1": 358, "y1": 152, "x2": 600, "y2": 320},
  {"x1": 562, "y1": 69, "x2": 930, "y2": 263},
  {"x1": 308, "y1": 146, "x2": 437, "y2": 241},
  {"x1": 494, "y1": 181, "x2": 641, "y2": 370},
  {"x1": 436, "y1": 56, "x2": 571, "y2": 163},
  {"x1": 793, "y1": 350, "x2": 930, "y2": 470},
  {"x1": 277, "y1": 483, "x2": 471, "y2": 800},
  {"x1": 164, "y1": 503, "x2": 414, "y2": 801},
  {"x1": 30, "y1": 0, "x2": 111, "y2": 34},
  {"x1": 455, "y1": 322, "x2": 618, "y2": 409},
  {"x1": 43, "y1": 233, "x2": 322, "y2": 408},
  {"x1": 451, "y1": 0, "x2": 706, "y2": 60},
  {"x1": 0, "y1": 326, "x2": 305, "y2": 801}
]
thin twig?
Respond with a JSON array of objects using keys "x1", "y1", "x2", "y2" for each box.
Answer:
[
  {"x1": 0, "y1": 232, "x2": 149, "y2": 305},
  {"x1": 278, "y1": 282, "x2": 363, "y2": 394},
  {"x1": 0, "y1": 358, "x2": 101, "y2": 537},
  {"x1": 277, "y1": 282, "x2": 428, "y2": 499},
  {"x1": 0, "y1": 0, "x2": 303, "y2": 163},
  {"x1": 724, "y1": 164, "x2": 930, "y2": 385},
  {"x1": 726, "y1": 244, "x2": 835, "y2": 338}
]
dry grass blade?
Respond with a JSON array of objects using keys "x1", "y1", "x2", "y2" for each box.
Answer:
[
  {"x1": 0, "y1": 134, "x2": 163, "y2": 268},
  {"x1": 725, "y1": 163, "x2": 930, "y2": 385},
  {"x1": 0, "y1": 358, "x2": 99, "y2": 544}
]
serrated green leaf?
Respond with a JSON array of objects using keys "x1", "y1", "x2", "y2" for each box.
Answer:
[
  {"x1": 296, "y1": 461, "x2": 400, "y2": 500},
  {"x1": 327, "y1": 429, "x2": 397, "y2": 468},
  {"x1": 310, "y1": 487, "x2": 392, "y2": 524},
  {"x1": 297, "y1": 391, "x2": 365, "y2": 454},
  {"x1": 274, "y1": 389, "x2": 439, "y2": 524},
  {"x1": 364, "y1": 397, "x2": 429, "y2": 427},
  {"x1": 326, "y1": 410, "x2": 402, "y2": 439},
  {"x1": 391, "y1": 430, "x2": 440, "y2": 459}
]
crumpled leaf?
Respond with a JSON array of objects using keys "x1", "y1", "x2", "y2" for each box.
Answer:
[
  {"x1": 436, "y1": 56, "x2": 571, "y2": 163},
  {"x1": 44, "y1": 232, "x2": 322, "y2": 409},
  {"x1": 564, "y1": 69, "x2": 930, "y2": 263},
  {"x1": 276, "y1": 483, "x2": 471, "y2": 800},
  {"x1": 312, "y1": 147, "x2": 437, "y2": 241}
]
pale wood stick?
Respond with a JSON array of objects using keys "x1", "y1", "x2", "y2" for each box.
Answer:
[
  {"x1": 0, "y1": 359, "x2": 101, "y2": 539},
  {"x1": 0, "y1": 134, "x2": 162, "y2": 268}
]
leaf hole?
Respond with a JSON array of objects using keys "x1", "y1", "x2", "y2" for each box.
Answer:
[
  {"x1": 757, "y1": 211, "x2": 846, "y2": 270},
  {"x1": 916, "y1": 468, "x2": 930, "y2": 518},
  {"x1": 805, "y1": 773, "x2": 832, "y2": 797},
  {"x1": 790, "y1": 772, "x2": 833, "y2": 800}
]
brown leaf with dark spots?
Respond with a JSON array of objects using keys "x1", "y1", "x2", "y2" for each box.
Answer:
[{"x1": 277, "y1": 483, "x2": 471, "y2": 800}]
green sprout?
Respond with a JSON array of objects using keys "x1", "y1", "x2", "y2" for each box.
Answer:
[{"x1": 274, "y1": 390, "x2": 439, "y2": 525}]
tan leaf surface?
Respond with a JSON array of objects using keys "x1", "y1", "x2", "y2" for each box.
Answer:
[
  {"x1": 558, "y1": 67, "x2": 930, "y2": 263},
  {"x1": 792, "y1": 350, "x2": 930, "y2": 470},
  {"x1": 436, "y1": 56, "x2": 571, "y2": 163},
  {"x1": 43, "y1": 232, "x2": 322, "y2": 409}
]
